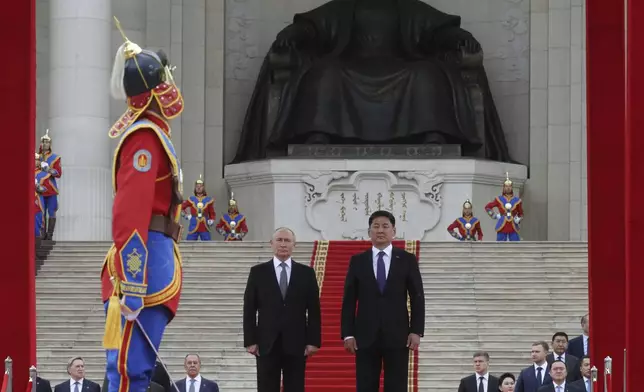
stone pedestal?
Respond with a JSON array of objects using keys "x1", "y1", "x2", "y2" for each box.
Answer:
[{"x1": 224, "y1": 159, "x2": 527, "y2": 242}]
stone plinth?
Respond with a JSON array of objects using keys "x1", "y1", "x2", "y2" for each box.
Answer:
[{"x1": 224, "y1": 159, "x2": 528, "y2": 242}]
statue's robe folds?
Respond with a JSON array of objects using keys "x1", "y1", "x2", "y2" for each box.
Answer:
[{"x1": 232, "y1": 0, "x2": 512, "y2": 163}]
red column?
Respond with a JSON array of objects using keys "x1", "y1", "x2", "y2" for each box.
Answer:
[
  {"x1": 586, "y1": 0, "x2": 626, "y2": 390},
  {"x1": 625, "y1": 0, "x2": 644, "y2": 387},
  {"x1": 0, "y1": 0, "x2": 37, "y2": 390}
]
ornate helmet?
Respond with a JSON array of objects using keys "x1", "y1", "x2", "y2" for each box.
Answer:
[
  {"x1": 463, "y1": 199, "x2": 472, "y2": 209},
  {"x1": 504, "y1": 172, "x2": 513, "y2": 187},
  {"x1": 108, "y1": 17, "x2": 184, "y2": 139},
  {"x1": 195, "y1": 174, "x2": 204, "y2": 185},
  {"x1": 229, "y1": 192, "x2": 238, "y2": 209},
  {"x1": 39, "y1": 129, "x2": 52, "y2": 153}
]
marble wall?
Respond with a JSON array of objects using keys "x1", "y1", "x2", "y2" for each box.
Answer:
[{"x1": 35, "y1": 0, "x2": 588, "y2": 241}]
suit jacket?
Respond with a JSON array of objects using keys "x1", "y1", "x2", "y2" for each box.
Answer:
[
  {"x1": 457, "y1": 374, "x2": 500, "y2": 392},
  {"x1": 37, "y1": 377, "x2": 52, "y2": 392},
  {"x1": 53, "y1": 379, "x2": 100, "y2": 392},
  {"x1": 341, "y1": 246, "x2": 425, "y2": 349},
  {"x1": 546, "y1": 353, "x2": 581, "y2": 382},
  {"x1": 566, "y1": 335, "x2": 587, "y2": 359},
  {"x1": 243, "y1": 259, "x2": 322, "y2": 356},
  {"x1": 537, "y1": 382, "x2": 585, "y2": 392},
  {"x1": 175, "y1": 377, "x2": 219, "y2": 392},
  {"x1": 515, "y1": 365, "x2": 553, "y2": 392},
  {"x1": 569, "y1": 378, "x2": 590, "y2": 392}
]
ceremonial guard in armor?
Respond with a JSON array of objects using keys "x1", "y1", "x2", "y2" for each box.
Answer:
[
  {"x1": 181, "y1": 175, "x2": 215, "y2": 241},
  {"x1": 35, "y1": 153, "x2": 47, "y2": 239},
  {"x1": 216, "y1": 193, "x2": 248, "y2": 241},
  {"x1": 485, "y1": 173, "x2": 523, "y2": 241},
  {"x1": 447, "y1": 199, "x2": 483, "y2": 241},
  {"x1": 101, "y1": 18, "x2": 184, "y2": 392},
  {"x1": 37, "y1": 130, "x2": 62, "y2": 240}
]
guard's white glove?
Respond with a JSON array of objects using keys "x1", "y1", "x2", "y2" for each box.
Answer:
[
  {"x1": 186, "y1": 214, "x2": 192, "y2": 221},
  {"x1": 235, "y1": 233, "x2": 242, "y2": 239},
  {"x1": 40, "y1": 161, "x2": 49, "y2": 170},
  {"x1": 514, "y1": 216, "x2": 522, "y2": 224},
  {"x1": 120, "y1": 297, "x2": 141, "y2": 321},
  {"x1": 207, "y1": 219, "x2": 214, "y2": 226},
  {"x1": 495, "y1": 213, "x2": 501, "y2": 220}
]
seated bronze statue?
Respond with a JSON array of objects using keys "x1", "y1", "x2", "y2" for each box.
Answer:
[{"x1": 232, "y1": 0, "x2": 512, "y2": 163}]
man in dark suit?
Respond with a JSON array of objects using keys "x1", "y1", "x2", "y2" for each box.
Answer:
[
  {"x1": 341, "y1": 210, "x2": 425, "y2": 392},
  {"x1": 515, "y1": 342, "x2": 553, "y2": 392},
  {"x1": 53, "y1": 357, "x2": 100, "y2": 392},
  {"x1": 547, "y1": 332, "x2": 580, "y2": 382},
  {"x1": 566, "y1": 314, "x2": 589, "y2": 359},
  {"x1": 457, "y1": 351, "x2": 500, "y2": 392},
  {"x1": 36, "y1": 376, "x2": 52, "y2": 392},
  {"x1": 243, "y1": 227, "x2": 322, "y2": 392},
  {"x1": 569, "y1": 356, "x2": 591, "y2": 392},
  {"x1": 536, "y1": 360, "x2": 584, "y2": 392},
  {"x1": 175, "y1": 354, "x2": 219, "y2": 392}
]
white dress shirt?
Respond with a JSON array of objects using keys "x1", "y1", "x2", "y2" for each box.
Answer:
[
  {"x1": 583, "y1": 376, "x2": 591, "y2": 392},
  {"x1": 69, "y1": 379, "x2": 84, "y2": 392},
  {"x1": 552, "y1": 381, "x2": 566, "y2": 392},
  {"x1": 372, "y1": 244, "x2": 393, "y2": 279},
  {"x1": 553, "y1": 352, "x2": 566, "y2": 362},
  {"x1": 534, "y1": 362, "x2": 547, "y2": 383},
  {"x1": 185, "y1": 374, "x2": 202, "y2": 392},
  {"x1": 583, "y1": 334, "x2": 589, "y2": 355},
  {"x1": 273, "y1": 257, "x2": 292, "y2": 284},
  {"x1": 475, "y1": 373, "x2": 489, "y2": 392}
]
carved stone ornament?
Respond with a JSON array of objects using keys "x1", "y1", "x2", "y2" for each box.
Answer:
[{"x1": 301, "y1": 170, "x2": 444, "y2": 240}]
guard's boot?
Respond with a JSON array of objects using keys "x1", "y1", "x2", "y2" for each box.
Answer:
[{"x1": 46, "y1": 218, "x2": 57, "y2": 241}]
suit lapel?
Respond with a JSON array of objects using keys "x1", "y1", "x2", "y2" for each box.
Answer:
[
  {"x1": 199, "y1": 379, "x2": 206, "y2": 392},
  {"x1": 284, "y1": 261, "x2": 299, "y2": 300},
  {"x1": 266, "y1": 260, "x2": 283, "y2": 299},
  {"x1": 469, "y1": 375, "x2": 478, "y2": 391}
]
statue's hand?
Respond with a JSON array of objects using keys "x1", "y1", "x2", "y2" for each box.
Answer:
[{"x1": 458, "y1": 38, "x2": 481, "y2": 55}]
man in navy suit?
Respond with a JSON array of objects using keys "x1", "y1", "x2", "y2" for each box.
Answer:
[
  {"x1": 175, "y1": 354, "x2": 219, "y2": 392},
  {"x1": 536, "y1": 360, "x2": 584, "y2": 392},
  {"x1": 566, "y1": 314, "x2": 589, "y2": 359},
  {"x1": 53, "y1": 357, "x2": 101, "y2": 392},
  {"x1": 37, "y1": 376, "x2": 52, "y2": 392},
  {"x1": 515, "y1": 341, "x2": 552, "y2": 392}
]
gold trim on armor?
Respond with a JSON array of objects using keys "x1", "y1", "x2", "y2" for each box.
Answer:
[{"x1": 111, "y1": 119, "x2": 180, "y2": 193}]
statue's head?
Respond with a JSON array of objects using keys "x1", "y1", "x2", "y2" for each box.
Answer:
[{"x1": 108, "y1": 17, "x2": 184, "y2": 138}]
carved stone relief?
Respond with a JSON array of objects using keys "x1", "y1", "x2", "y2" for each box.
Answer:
[{"x1": 302, "y1": 170, "x2": 444, "y2": 240}]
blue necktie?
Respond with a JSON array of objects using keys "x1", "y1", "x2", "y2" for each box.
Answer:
[
  {"x1": 536, "y1": 367, "x2": 543, "y2": 385},
  {"x1": 377, "y1": 251, "x2": 386, "y2": 293}
]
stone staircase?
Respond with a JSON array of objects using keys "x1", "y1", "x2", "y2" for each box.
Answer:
[{"x1": 36, "y1": 241, "x2": 587, "y2": 391}]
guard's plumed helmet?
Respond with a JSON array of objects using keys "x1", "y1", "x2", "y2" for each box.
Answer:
[{"x1": 108, "y1": 17, "x2": 184, "y2": 138}]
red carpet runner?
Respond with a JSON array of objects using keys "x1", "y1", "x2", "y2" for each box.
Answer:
[{"x1": 306, "y1": 240, "x2": 420, "y2": 392}]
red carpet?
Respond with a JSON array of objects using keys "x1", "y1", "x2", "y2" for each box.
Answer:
[{"x1": 306, "y1": 240, "x2": 420, "y2": 392}]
